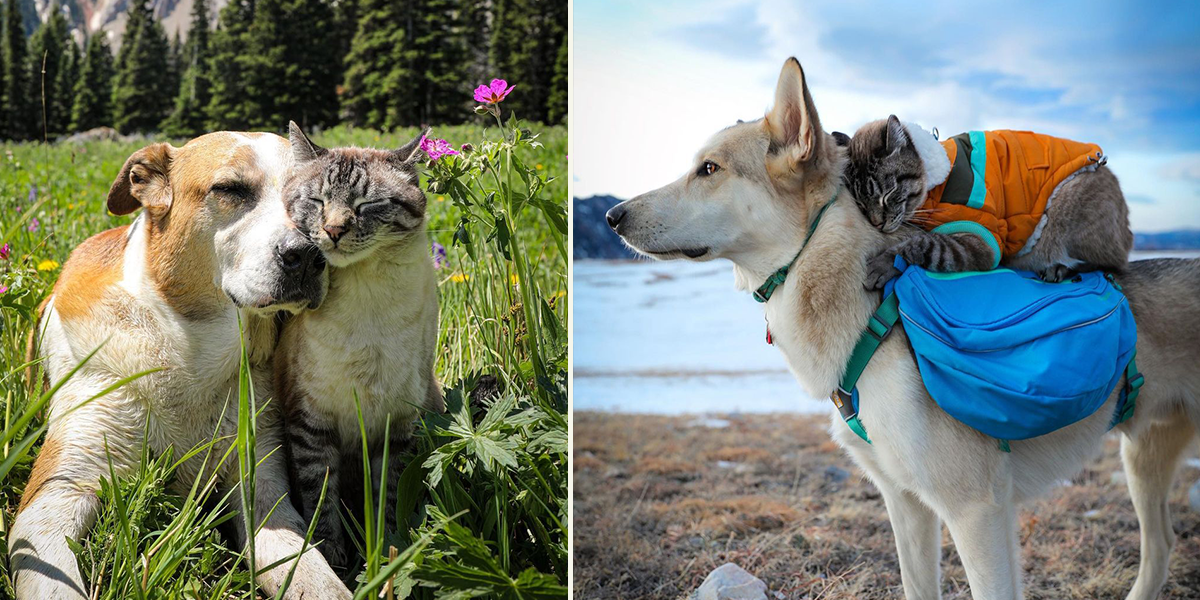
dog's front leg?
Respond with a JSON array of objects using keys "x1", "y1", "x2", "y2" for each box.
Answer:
[
  {"x1": 943, "y1": 499, "x2": 1021, "y2": 600},
  {"x1": 878, "y1": 485, "x2": 943, "y2": 600},
  {"x1": 235, "y1": 427, "x2": 352, "y2": 599},
  {"x1": 9, "y1": 392, "x2": 143, "y2": 600}
]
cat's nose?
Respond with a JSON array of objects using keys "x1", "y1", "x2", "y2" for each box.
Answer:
[{"x1": 324, "y1": 224, "x2": 346, "y2": 242}]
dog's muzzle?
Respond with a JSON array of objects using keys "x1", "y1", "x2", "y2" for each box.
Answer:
[{"x1": 275, "y1": 230, "x2": 327, "y2": 309}]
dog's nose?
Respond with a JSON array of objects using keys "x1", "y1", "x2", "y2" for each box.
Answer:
[
  {"x1": 324, "y1": 224, "x2": 346, "y2": 242},
  {"x1": 605, "y1": 205, "x2": 627, "y2": 231},
  {"x1": 277, "y1": 235, "x2": 325, "y2": 275}
]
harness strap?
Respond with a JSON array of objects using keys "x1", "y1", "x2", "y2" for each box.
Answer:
[
  {"x1": 831, "y1": 292, "x2": 900, "y2": 444},
  {"x1": 1110, "y1": 353, "x2": 1143, "y2": 429},
  {"x1": 754, "y1": 195, "x2": 839, "y2": 303}
]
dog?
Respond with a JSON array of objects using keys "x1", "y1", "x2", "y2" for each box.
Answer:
[
  {"x1": 607, "y1": 57, "x2": 1200, "y2": 600},
  {"x1": 9, "y1": 132, "x2": 350, "y2": 599}
]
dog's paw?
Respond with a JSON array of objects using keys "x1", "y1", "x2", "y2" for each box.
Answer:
[
  {"x1": 864, "y1": 252, "x2": 901, "y2": 290},
  {"x1": 1038, "y1": 264, "x2": 1075, "y2": 283}
]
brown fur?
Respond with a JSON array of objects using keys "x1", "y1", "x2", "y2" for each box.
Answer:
[{"x1": 52, "y1": 226, "x2": 129, "y2": 321}]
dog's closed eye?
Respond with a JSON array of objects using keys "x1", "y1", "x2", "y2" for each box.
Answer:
[{"x1": 211, "y1": 181, "x2": 253, "y2": 201}]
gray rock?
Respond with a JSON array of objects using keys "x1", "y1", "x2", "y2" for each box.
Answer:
[
  {"x1": 824, "y1": 465, "x2": 851, "y2": 484},
  {"x1": 1189, "y1": 480, "x2": 1200, "y2": 513},
  {"x1": 691, "y1": 563, "x2": 768, "y2": 600},
  {"x1": 1110, "y1": 471, "x2": 1127, "y2": 486}
]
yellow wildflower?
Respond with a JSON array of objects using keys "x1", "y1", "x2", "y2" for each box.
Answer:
[
  {"x1": 535, "y1": 164, "x2": 544, "y2": 170},
  {"x1": 37, "y1": 259, "x2": 60, "y2": 271},
  {"x1": 450, "y1": 273, "x2": 470, "y2": 283},
  {"x1": 437, "y1": 195, "x2": 445, "y2": 202},
  {"x1": 510, "y1": 273, "x2": 520, "y2": 285}
]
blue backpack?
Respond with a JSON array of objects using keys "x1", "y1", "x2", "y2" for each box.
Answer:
[{"x1": 834, "y1": 257, "x2": 1142, "y2": 446}]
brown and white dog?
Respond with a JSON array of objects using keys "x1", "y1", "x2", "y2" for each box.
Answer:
[
  {"x1": 9, "y1": 132, "x2": 350, "y2": 599},
  {"x1": 608, "y1": 58, "x2": 1200, "y2": 599}
]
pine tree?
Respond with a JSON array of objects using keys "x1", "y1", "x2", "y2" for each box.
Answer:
[
  {"x1": 111, "y1": 1, "x2": 172, "y2": 133},
  {"x1": 206, "y1": 0, "x2": 255, "y2": 130},
  {"x1": 241, "y1": 0, "x2": 287, "y2": 128},
  {"x1": 53, "y1": 32, "x2": 79, "y2": 134},
  {"x1": 2, "y1": 0, "x2": 30, "y2": 139},
  {"x1": 162, "y1": 0, "x2": 213, "y2": 136},
  {"x1": 70, "y1": 31, "x2": 115, "y2": 131},
  {"x1": 166, "y1": 28, "x2": 182, "y2": 101},
  {"x1": 459, "y1": 0, "x2": 490, "y2": 89},
  {"x1": 26, "y1": 5, "x2": 70, "y2": 138},
  {"x1": 410, "y1": 0, "x2": 468, "y2": 125},
  {"x1": 547, "y1": 28, "x2": 566, "y2": 124},
  {"x1": 278, "y1": 0, "x2": 340, "y2": 129},
  {"x1": 341, "y1": 0, "x2": 411, "y2": 129},
  {"x1": 489, "y1": 0, "x2": 534, "y2": 119}
]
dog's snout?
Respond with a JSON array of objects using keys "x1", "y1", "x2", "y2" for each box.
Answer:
[
  {"x1": 605, "y1": 205, "x2": 627, "y2": 232},
  {"x1": 277, "y1": 234, "x2": 325, "y2": 276}
]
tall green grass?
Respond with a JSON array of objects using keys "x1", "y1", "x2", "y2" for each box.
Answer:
[{"x1": 0, "y1": 122, "x2": 567, "y2": 598}]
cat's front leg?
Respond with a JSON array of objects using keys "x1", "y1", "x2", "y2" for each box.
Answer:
[
  {"x1": 287, "y1": 416, "x2": 351, "y2": 571},
  {"x1": 865, "y1": 232, "x2": 997, "y2": 289}
]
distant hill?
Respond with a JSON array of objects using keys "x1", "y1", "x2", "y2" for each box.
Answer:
[
  {"x1": 573, "y1": 195, "x2": 636, "y2": 259},
  {"x1": 575, "y1": 195, "x2": 1200, "y2": 259},
  {"x1": 26, "y1": 0, "x2": 219, "y2": 44},
  {"x1": 1134, "y1": 230, "x2": 1200, "y2": 251}
]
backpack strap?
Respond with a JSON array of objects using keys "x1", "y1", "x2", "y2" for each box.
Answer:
[
  {"x1": 831, "y1": 292, "x2": 900, "y2": 444},
  {"x1": 1110, "y1": 353, "x2": 1143, "y2": 429}
]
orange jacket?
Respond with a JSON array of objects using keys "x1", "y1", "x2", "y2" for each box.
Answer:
[{"x1": 920, "y1": 130, "x2": 1103, "y2": 258}]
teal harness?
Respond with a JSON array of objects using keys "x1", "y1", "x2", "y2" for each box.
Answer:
[{"x1": 753, "y1": 194, "x2": 1142, "y2": 448}]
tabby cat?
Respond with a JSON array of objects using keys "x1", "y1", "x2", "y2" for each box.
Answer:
[
  {"x1": 275, "y1": 123, "x2": 444, "y2": 570},
  {"x1": 845, "y1": 115, "x2": 1133, "y2": 289}
]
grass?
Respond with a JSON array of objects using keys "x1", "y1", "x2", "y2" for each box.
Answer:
[
  {"x1": 573, "y1": 411, "x2": 1200, "y2": 599},
  {"x1": 0, "y1": 121, "x2": 567, "y2": 598}
]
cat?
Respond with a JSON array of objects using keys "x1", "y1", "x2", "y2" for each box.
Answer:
[
  {"x1": 275, "y1": 122, "x2": 444, "y2": 570},
  {"x1": 844, "y1": 115, "x2": 1133, "y2": 289}
]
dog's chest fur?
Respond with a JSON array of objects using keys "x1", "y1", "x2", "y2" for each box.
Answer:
[{"x1": 281, "y1": 236, "x2": 439, "y2": 446}]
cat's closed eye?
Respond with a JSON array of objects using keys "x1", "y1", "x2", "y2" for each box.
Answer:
[{"x1": 356, "y1": 199, "x2": 388, "y2": 214}]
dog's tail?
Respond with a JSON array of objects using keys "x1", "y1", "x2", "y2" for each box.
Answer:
[{"x1": 24, "y1": 295, "x2": 51, "y2": 397}]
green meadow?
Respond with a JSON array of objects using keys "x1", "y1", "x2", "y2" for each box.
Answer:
[{"x1": 0, "y1": 123, "x2": 567, "y2": 598}]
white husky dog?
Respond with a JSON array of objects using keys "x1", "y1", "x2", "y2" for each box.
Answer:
[{"x1": 606, "y1": 58, "x2": 1200, "y2": 600}]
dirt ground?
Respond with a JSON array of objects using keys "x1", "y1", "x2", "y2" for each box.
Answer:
[{"x1": 573, "y1": 411, "x2": 1200, "y2": 599}]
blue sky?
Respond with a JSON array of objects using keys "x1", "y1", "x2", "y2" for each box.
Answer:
[{"x1": 571, "y1": 0, "x2": 1200, "y2": 232}]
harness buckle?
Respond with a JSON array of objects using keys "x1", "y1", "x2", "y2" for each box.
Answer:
[
  {"x1": 752, "y1": 289, "x2": 769, "y2": 303},
  {"x1": 865, "y1": 314, "x2": 894, "y2": 343},
  {"x1": 831, "y1": 386, "x2": 858, "y2": 421}
]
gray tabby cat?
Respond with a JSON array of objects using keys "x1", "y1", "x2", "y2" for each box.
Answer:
[
  {"x1": 275, "y1": 122, "x2": 444, "y2": 570},
  {"x1": 844, "y1": 115, "x2": 1132, "y2": 289}
]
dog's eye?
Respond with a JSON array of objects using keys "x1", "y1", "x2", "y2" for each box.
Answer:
[
  {"x1": 698, "y1": 161, "x2": 720, "y2": 177},
  {"x1": 211, "y1": 182, "x2": 252, "y2": 201}
]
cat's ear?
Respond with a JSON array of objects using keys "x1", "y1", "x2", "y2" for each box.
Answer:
[
  {"x1": 289, "y1": 121, "x2": 326, "y2": 163},
  {"x1": 765, "y1": 57, "x2": 823, "y2": 164},
  {"x1": 884, "y1": 115, "x2": 910, "y2": 154},
  {"x1": 392, "y1": 126, "x2": 431, "y2": 166}
]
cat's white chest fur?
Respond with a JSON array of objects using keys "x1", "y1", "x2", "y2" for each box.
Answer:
[{"x1": 292, "y1": 236, "x2": 440, "y2": 446}]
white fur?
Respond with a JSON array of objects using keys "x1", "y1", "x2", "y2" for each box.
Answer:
[
  {"x1": 904, "y1": 121, "x2": 952, "y2": 192},
  {"x1": 286, "y1": 230, "x2": 440, "y2": 446}
]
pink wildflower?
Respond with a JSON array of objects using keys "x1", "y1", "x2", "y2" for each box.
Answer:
[
  {"x1": 419, "y1": 135, "x2": 459, "y2": 161},
  {"x1": 473, "y1": 79, "x2": 515, "y2": 104},
  {"x1": 0, "y1": 243, "x2": 9, "y2": 260},
  {"x1": 0, "y1": 286, "x2": 7, "y2": 295},
  {"x1": 28, "y1": 218, "x2": 39, "y2": 232}
]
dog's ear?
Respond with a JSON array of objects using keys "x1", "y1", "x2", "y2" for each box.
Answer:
[
  {"x1": 289, "y1": 120, "x2": 327, "y2": 163},
  {"x1": 391, "y1": 126, "x2": 430, "y2": 166},
  {"x1": 107, "y1": 143, "x2": 174, "y2": 216},
  {"x1": 831, "y1": 131, "x2": 850, "y2": 147},
  {"x1": 765, "y1": 57, "x2": 823, "y2": 164},
  {"x1": 884, "y1": 115, "x2": 909, "y2": 154}
]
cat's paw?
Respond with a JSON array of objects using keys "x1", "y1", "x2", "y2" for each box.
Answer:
[
  {"x1": 1038, "y1": 264, "x2": 1076, "y2": 283},
  {"x1": 864, "y1": 252, "x2": 901, "y2": 290}
]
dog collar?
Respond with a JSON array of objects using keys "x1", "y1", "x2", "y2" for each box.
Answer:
[{"x1": 752, "y1": 191, "x2": 840, "y2": 303}]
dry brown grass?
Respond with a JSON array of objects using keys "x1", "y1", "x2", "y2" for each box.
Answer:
[{"x1": 573, "y1": 412, "x2": 1200, "y2": 599}]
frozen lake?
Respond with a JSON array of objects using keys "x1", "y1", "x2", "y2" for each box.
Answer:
[{"x1": 573, "y1": 252, "x2": 1200, "y2": 415}]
